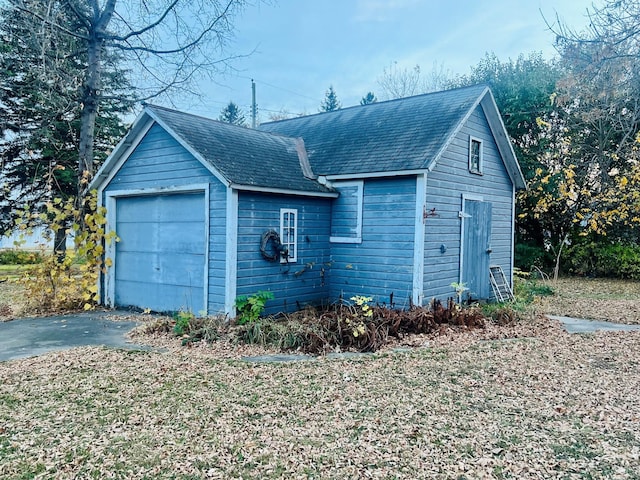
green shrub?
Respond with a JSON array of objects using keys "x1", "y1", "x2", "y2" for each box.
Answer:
[
  {"x1": 0, "y1": 249, "x2": 43, "y2": 265},
  {"x1": 515, "y1": 242, "x2": 552, "y2": 271},
  {"x1": 173, "y1": 310, "x2": 195, "y2": 336},
  {"x1": 234, "y1": 291, "x2": 274, "y2": 325},
  {"x1": 563, "y1": 241, "x2": 640, "y2": 279}
]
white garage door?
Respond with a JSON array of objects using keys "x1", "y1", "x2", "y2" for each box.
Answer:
[{"x1": 114, "y1": 192, "x2": 206, "y2": 313}]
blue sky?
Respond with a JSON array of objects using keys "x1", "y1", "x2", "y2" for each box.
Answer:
[{"x1": 185, "y1": 0, "x2": 593, "y2": 121}]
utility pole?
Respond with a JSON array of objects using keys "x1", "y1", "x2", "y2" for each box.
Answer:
[{"x1": 251, "y1": 79, "x2": 257, "y2": 128}]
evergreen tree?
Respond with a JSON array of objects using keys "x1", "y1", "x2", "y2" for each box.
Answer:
[
  {"x1": 219, "y1": 102, "x2": 247, "y2": 126},
  {"x1": 320, "y1": 85, "x2": 341, "y2": 112},
  {"x1": 0, "y1": 2, "x2": 130, "y2": 245},
  {"x1": 4, "y1": 0, "x2": 246, "y2": 203},
  {"x1": 360, "y1": 92, "x2": 377, "y2": 105}
]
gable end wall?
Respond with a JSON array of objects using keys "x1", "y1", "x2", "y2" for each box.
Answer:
[
  {"x1": 424, "y1": 106, "x2": 514, "y2": 301},
  {"x1": 102, "y1": 123, "x2": 228, "y2": 313}
]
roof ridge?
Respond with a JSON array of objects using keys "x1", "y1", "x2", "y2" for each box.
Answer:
[
  {"x1": 260, "y1": 84, "x2": 489, "y2": 126},
  {"x1": 146, "y1": 103, "x2": 301, "y2": 142}
]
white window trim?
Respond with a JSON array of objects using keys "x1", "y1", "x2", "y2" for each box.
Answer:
[
  {"x1": 280, "y1": 208, "x2": 298, "y2": 263},
  {"x1": 469, "y1": 136, "x2": 483, "y2": 175},
  {"x1": 330, "y1": 180, "x2": 364, "y2": 244}
]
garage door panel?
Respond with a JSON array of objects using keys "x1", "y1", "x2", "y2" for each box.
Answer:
[
  {"x1": 115, "y1": 251, "x2": 159, "y2": 283},
  {"x1": 116, "y1": 195, "x2": 161, "y2": 223},
  {"x1": 115, "y1": 280, "x2": 203, "y2": 313},
  {"x1": 157, "y1": 194, "x2": 203, "y2": 222},
  {"x1": 114, "y1": 191, "x2": 206, "y2": 313},
  {"x1": 115, "y1": 251, "x2": 204, "y2": 286},
  {"x1": 116, "y1": 221, "x2": 204, "y2": 254},
  {"x1": 156, "y1": 253, "x2": 204, "y2": 285},
  {"x1": 155, "y1": 222, "x2": 205, "y2": 253},
  {"x1": 116, "y1": 194, "x2": 204, "y2": 223}
]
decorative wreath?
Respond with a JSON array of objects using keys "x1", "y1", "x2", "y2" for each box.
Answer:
[{"x1": 260, "y1": 229, "x2": 284, "y2": 262}]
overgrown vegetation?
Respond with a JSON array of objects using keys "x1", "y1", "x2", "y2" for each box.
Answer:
[
  {"x1": 14, "y1": 193, "x2": 116, "y2": 313},
  {"x1": 140, "y1": 277, "x2": 559, "y2": 355},
  {"x1": 562, "y1": 240, "x2": 640, "y2": 280},
  {"x1": 154, "y1": 298, "x2": 488, "y2": 355}
]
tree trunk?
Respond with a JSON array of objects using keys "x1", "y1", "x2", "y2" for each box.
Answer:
[
  {"x1": 77, "y1": 32, "x2": 101, "y2": 196},
  {"x1": 553, "y1": 234, "x2": 569, "y2": 281},
  {"x1": 53, "y1": 225, "x2": 67, "y2": 262}
]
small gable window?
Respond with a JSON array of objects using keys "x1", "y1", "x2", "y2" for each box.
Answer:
[
  {"x1": 280, "y1": 208, "x2": 298, "y2": 263},
  {"x1": 469, "y1": 137, "x2": 483, "y2": 174},
  {"x1": 330, "y1": 181, "x2": 363, "y2": 243}
]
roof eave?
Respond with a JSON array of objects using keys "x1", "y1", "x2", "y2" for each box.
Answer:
[
  {"x1": 229, "y1": 183, "x2": 338, "y2": 198},
  {"x1": 479, "y1": 92, "x2": 527, "y2": 190},
  {"x1": 424, "y1": 86, "x2": 490, "y2": 172},
  {"x1": 88, "y1": 110, "x2": 152, "y2": 192}
]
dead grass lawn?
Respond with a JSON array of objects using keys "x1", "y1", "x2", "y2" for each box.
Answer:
[
  {"x1": 1, "y1": 277, "x2": 640, "y2": 478},
  {"x1": 1, "y1": 317, "x2": 640, "y2": 479},
  {"x1": 535, "y1": 277, "x2": 640, "y2": 324}
]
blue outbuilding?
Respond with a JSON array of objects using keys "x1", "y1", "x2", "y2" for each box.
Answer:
[{"x1": 90, "y1": 85, "x2": 526, "y2": 315}]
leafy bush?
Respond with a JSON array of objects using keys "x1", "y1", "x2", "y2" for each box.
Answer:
[
  {"x1": 515, "y1": 242, "x2": 553, "y2": 271},
  {"x1": 0, "y1": 249, "x2": 43, "y2": 265},
  {"x1": 173, "y1": 310, "x2": 195, "y2": 336},
  {"x1": 563, "y1": 240, "x2": 640, "y2": 280},
  {"x1": 16, "y1": 193, "x2": 117, "y2": 313},
  {"x1": 234, "y1": 291, "x2": 274, "y2": 325}
]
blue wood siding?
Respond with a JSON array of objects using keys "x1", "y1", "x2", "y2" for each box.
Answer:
[
  {"x1": 424, "y1": 105, "x2": 514, "y2": 302},
  {"x1": 236, "y1": 192, "x2": 332, "y2": 314},
  {"x1": 330, "y1": 177, "x2": 416, "y2": 308},
  {"x1": 103, "y1": 123, "x2": 227, "y2": 313},
  {"x1": 331, "y1": 183, "x2": 360, "y2": 240}
]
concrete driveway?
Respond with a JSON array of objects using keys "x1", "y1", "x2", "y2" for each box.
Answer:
[{"x1": 0, "y1": 311, "x2": 145, "y2": 362}]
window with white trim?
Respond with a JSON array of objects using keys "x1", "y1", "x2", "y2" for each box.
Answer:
[
  {"x1": 469, "y1": 137, "x2": 483, "y2": 174},
  {"x1": 280, "y1": 208, "x2": 298, "y2": 263},
  {"x1": 330, "y1": 181, "x2": 363, "y2": 243}
]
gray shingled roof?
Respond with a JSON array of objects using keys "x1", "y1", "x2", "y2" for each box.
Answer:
[
  {"x1": 145, "y1": 105, "x2": 333, "y2": 194},
  {"x1": 259, "y1": 85, "x2": 489, "y2": 177},
  {"x1": 92, "y1": 85, "x2": 524, "y2": 195}
]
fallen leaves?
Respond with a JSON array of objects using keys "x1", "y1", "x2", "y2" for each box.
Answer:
[
  {"x1": 537, "y1": 277, "x2": 640, "y2": 324},
  {"x1": 1, "y1": 321, "x2": 640, "y2": 479}
]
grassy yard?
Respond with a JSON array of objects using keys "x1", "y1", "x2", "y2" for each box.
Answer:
[
  {"x1": 536, "y1": 277, "x2": 640, "y2": 324},
  {"x1": 1, "y1": 277, "x2": 639, "y2": 478}
]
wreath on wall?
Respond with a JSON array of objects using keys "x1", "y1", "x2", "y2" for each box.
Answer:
[{"x1": 260, "y1": 229, "x2": 287, "y2": 262}]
